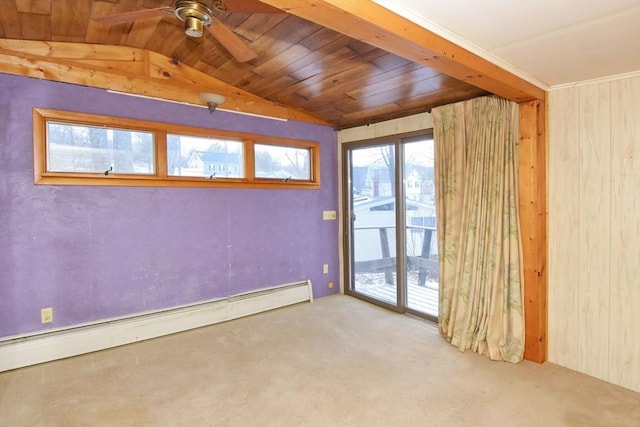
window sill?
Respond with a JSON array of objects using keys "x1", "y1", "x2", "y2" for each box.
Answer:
[{"x1": 36, "y1": 174, "x2": 320, "y2": 190}]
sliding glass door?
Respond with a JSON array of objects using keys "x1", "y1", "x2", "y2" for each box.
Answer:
[
  {"x1": 403, "y1": 136, "x2": 438, "y2": 318},
  {"x1": 344, "y1": 132, "x2": 438, "y2": 320},
  {"x1": 349, "y1": 143, "x2": 398, "y2": 305}
]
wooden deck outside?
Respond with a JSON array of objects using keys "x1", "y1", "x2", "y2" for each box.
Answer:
[{"x1": 354, "y1": 274, "x2": 439, "y2": 317}]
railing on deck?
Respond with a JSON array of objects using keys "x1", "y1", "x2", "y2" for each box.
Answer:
[{"x1": 353, "y1": 225, "x2": 438, "y2": 286}]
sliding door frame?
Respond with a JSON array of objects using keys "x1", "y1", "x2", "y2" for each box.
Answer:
[{"x1": 341, "y1": 130, "x2": 435, "y2": 321}]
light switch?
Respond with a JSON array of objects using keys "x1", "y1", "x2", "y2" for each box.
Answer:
[{"x1": 323, "y1": 210, "x2": 336, "y2": 220}]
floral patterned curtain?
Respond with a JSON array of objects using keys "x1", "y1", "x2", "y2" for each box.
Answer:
[{"x1": 432, "y1": 96, "x2": 525, "y2": 363}]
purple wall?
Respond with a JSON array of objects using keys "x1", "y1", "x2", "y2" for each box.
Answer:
[{"x1": 0, "y1": 74, "x2": 339, "y2": 338}]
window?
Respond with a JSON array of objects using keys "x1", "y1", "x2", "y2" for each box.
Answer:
[
  {"x1": 34, "y1": 108, "x2": 320, "y2": 189},
  {"x1": 46, "y1": 122, "x2": 155, "y2": 175},
  {"x1": 254, "y1": 143, "x2": 312, "y2": 181},
  {"x1": 167, "y1": 134, "x2": 243, "y2": 178}
]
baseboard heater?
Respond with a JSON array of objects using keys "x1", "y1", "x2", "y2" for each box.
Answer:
[{"x1": 0, "y1": 280, "x2": 313, "y2": 372}]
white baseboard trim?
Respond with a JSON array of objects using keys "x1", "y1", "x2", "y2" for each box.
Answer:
[{"x1": 0, "y1": 280, "x2": 313, "y2": 372}]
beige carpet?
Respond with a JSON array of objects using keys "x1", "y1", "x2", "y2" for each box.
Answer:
[{"x1": 1, "y1": 295, "x2": 638, "y2": 426}]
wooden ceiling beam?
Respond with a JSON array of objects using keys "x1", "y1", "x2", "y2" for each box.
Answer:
[
  {"x1": 261, "y1": 0, "x2": 546, "y2": 102},
  {"x1": 0, "y1": 39, "x2": 330, "y2": 125}
]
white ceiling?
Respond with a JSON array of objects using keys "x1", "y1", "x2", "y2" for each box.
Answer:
[{"x1": 375, "y1": 0, "x2": 640, "y2": 88}]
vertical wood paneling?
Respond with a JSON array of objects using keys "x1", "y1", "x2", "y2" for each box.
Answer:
[
  {"x1": 608, "y1": 77, "x2": 640, "y2": 391},
  {"x1": 577, "y1": 82, "x2": 611, "y2": 381},
  {"x1": 549, "y1": 74, "x2": 640, "y2": 393},
  {"x1": 548, "y1": 88, "x2": 581, "y2": 370}
]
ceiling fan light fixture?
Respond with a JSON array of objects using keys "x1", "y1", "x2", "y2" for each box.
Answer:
[
  {"x1": 199, "y1": 92, "x2": 226, "y2": 113},
  {"x1": 95, "y1": 0, "x2": 258, "y2": 63},
  {"x1": 184, "y1": 16, "x2": 204, "y2": 37},
  {"x1": 175, "y1": 1, "x2": 213, "y2": 38}
]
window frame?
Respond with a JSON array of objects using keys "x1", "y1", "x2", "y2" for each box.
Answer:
[
  {"x1": 253, "y1": 140, "x2": 315, "y2": 182},
  {"x1": 33, "y1": 108, "x2": 321, "y2": 189}
]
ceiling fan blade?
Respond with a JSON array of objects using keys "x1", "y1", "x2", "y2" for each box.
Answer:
[
  {"x1": 206, "y1": 20, "x2": 257, "y2": 62},
  {"x1": 93, "y1": 7, "x2": 173, "y2": 25},
  {"x1": 222, "y1": 0, "x2": 282, "y2": 14}
]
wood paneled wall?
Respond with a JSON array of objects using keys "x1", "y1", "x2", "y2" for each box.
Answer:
[{"x1": 548, "y1": 74, "x2": 640, "y2": 392}]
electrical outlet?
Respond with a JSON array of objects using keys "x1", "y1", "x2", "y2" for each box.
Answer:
[
  {"x1": 41, "y1": 307, "x2": 53, "y2": 324},
  {"x1": 323, "y1": 264, "x2": 329, "y2": 274},
  {"x1": 328, "y1": 282, "x2": 334, "y2": 289}
]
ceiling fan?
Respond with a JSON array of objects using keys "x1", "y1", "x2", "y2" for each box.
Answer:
[{"x1": 93, "y1": 0, "x2": 281, "y2": 63}]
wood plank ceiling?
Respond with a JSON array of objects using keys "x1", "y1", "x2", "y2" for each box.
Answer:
[{"x1": 0, "y1": 0, "x2": 493, "y2": 129}]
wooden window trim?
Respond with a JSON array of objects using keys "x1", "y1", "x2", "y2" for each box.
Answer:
[
  {"x1": 253, "y1": 140, "x2": 320, "y2": 183},
  {"x1": 33, "y1": 108, "x2": 321, "y2": 190}
]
